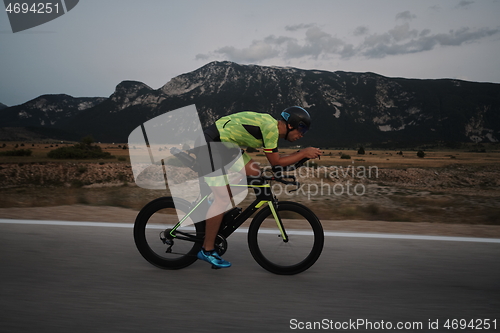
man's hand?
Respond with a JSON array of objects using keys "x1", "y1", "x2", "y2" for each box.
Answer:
[{"x1": 300, "y1": 147, "x2": 323, "y2": 159}]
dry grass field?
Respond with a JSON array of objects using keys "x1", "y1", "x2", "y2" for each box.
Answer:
[
  {"x1": 1, "y1": 141, "x2": 499, "y2": 167},
  {"x1": 1, "y1": 141, "x2": 499, "y2": 227},
  {"x1": 0, "y1": 141, "x2": 130, "y2": 163}
]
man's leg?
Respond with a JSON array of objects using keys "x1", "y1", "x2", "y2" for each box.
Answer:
[
  {"x1": 212, "y1": 158, "x2": 261, "y2": 204},
  {"x1": 203, "y1": 185, "x2": 231, "y2": 251},
  {"x1": 198, "y1": 157, "x2": 260, "y2": 267},
  {"x1": 197, "y1": 183, "x2": 233, "y2": 268},
  {"x1": 244, "y1": 159, "x2": 260, "y2": 177}
]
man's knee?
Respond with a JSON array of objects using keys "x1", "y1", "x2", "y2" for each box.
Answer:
[
  {"x1": 211, "y1": 187, "x2": 231, "y2": 202},
  {"x1": 245, "y1": 161, "x2": 260, "y2": 177}
]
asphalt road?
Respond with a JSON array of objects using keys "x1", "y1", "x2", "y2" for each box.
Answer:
[{"x1": 0, "y1": 221, "x2": 499, "y2": 333}]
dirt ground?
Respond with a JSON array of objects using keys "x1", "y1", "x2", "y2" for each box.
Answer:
[{"x1": 1, "y1": 147, "x2": 499, "y2": 238}]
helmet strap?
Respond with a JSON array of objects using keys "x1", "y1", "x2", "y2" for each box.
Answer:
[{"x1": 284, "y1": 123, "x2": 292, "y2": 140}]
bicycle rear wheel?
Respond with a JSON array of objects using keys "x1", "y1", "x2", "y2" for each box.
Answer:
[
  {"x1": 133, "y1": 197, "x2": 204, "y2": 269},
  {"x1": 248, "y1": 201, "x2": 324, "y2": 275}
]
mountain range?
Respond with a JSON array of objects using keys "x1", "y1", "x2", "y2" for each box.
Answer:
[{"x1": 1, "y1": 61, "x2": 499, "y2": 147}]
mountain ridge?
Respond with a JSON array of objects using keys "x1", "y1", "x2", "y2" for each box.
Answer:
[{"x1": 1, "y1": 61, "x2": 499, "y2": 146}]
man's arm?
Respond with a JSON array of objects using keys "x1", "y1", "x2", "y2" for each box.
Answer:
[{"x1": 265, "y1": 147, "x2": 322, "y2": 167}]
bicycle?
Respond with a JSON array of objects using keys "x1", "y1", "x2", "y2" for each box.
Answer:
[{"x1": 133, "y1": 147, "x2": 324, "y2": 275}]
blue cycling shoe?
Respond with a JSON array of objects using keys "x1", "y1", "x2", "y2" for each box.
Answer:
[{"x1": 197, "y1": 249, "x2": 232, "y2": 269}]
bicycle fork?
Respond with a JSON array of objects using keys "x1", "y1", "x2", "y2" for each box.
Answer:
[{"x1": 256, "y1": 200, "x2": 289, "y2": 242}]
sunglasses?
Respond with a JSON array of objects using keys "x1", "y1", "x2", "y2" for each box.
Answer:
[{"x1": 297, "y1": 122, "x2": 309, "y2": 135}]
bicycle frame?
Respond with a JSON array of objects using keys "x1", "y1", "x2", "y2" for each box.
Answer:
[{"x1": 168, "y1": 176, "x2": 288, "y2": 243}]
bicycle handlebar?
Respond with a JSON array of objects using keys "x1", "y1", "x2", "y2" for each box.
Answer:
[
  {"x1": 170, "y1": 147, "x2": 197, "y2": 171},
  {"x1": 264, "y1": 157, "x2": 314, "y2": 191},
  {"x1": 171, "y1": 146, "x2": 314, "y2": 191}
]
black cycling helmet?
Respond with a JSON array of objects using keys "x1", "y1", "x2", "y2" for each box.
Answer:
[{"x1": 280, "y1": 106, "x2": 311, "y2": 139}]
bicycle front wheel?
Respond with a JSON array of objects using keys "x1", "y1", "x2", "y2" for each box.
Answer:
[
  {"x1": 133, "y1": 197, "x2": 204, "y2": 269},
  {"x1": 247, "y1": 201, "x2": 324, "y2": 275}
]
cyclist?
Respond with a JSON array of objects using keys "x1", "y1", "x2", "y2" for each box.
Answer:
[{"x1": 197, "y1": 106, "x2": 322, "y2": 268}]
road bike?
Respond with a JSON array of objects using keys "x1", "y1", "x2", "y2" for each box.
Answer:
[{"x1": 133, "y1": 148, "x2": 324, "y2": 275}]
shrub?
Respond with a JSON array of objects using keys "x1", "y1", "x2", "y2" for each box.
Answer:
[
  {"x1": 81, "y1": 135, "x2": 95, "y2": 146},
  {"x1": 165, "y1": 156, "x2": 186, "y2": 167},
  {"x1": 417, "y1": 150, "x2": 426, "y2": 158},
  {"x1": 306, "y1": 160, "x2": 319, "y2": 169},
  {"x1": 48, "y1": 146, "x2": 113, "y2": 159},
  {"x1": 48, "y1": 137, "x2": 114, "y2": 159},
  {"x1": 77, "y1": 166, "x2": 88, "y2": 174},
  {"x1": 357, "y1": 146, "x2": 365, "y2": 155},
  {"x1": 340, "y1": 154, "x2": 351, "y2": 159},
  {"x1": 0, "y1": 149, "x2": 32, "y2": 157},
  {"x1": 71, "y1": 179, "x2": 85, "y2": 188}
]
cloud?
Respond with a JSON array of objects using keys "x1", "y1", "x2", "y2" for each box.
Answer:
[
  {"x1": 419, "y1": 29, "x2": 431, "y2": 37},
  {"x1": 281, "y1": 26, "x2": 355, "y2": 59},
  {"x1": 396, "y1": 11, "x2": 417, "y2": 22},
  {"x1": 390, "y1": 23, "x2": 419, "y2": 42},
  {"x1": 264, "y1": 35, "x2": 295, "y2": 45},
  {"x1": 360, "y1": 26, "x2": 500, "y2": 58},
  {"x1": 196, "y1": 23, "x2": 500, "y2": 63},
  {"x1": 195, "y1": 53, "x2": 210, "y2": 61},
  {"x1": 213, "y1": 40, "x2": 280, "y2": 63},
  {"x1": 456, "y1": 1, "x2": 475, "y2": 9},
  {"x1": 353, "y1": 26, "x2": 369, "y2": 36},
  {"x1": 285, "y1": 23, "x2": 315, "y2": 31},
  {"x1": 429, "y1": 5, "x2": 442, "y2": 12},
  {"x1": 432, "y1": 27, "x2": 500, "y2": 46}
]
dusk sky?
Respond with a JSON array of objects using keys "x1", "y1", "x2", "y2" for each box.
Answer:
[{"x1": 1, "y1": 0, "x2": 499, "y2": 107}]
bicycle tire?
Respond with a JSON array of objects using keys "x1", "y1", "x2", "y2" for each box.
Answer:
[
  {"x1": 248, "y1": 201, "x2": 324, "y2": 275},
  {"x1": 133, "y1": 197, "x2": 204, "y2": 269}
]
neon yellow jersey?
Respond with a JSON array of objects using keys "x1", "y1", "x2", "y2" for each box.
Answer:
[{"x1": 215, "y1": 112, "x2": 279, "y2": 154}]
